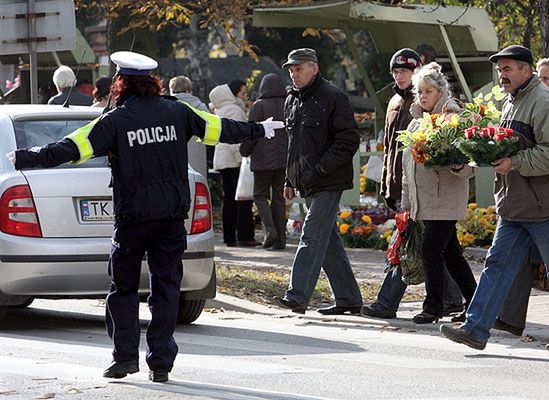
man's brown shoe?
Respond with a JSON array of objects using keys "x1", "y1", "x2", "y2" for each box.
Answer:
[{"x1": 440, "y1": 324, "x2": 487, "y2": 350}]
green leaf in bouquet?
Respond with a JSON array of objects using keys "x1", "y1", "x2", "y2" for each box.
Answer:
[
  {"x1": 484, "y1": 93, "x2": 492, "y2": 101},
  {"x1": 492, "y1": 85, "x2": 506, "y2": 101},
  {"x1": 479, "y1": 117, "x2": 491, "y2": 127},
  {"x1": 465, "y1": 103, "x2": 475, "y2": 111},
  {"x1": 461, "y1": 110, "x2": 471, "y2": 118},
  {"x1": 474, "y1": 93, "x2": 484, "y2": 104}
]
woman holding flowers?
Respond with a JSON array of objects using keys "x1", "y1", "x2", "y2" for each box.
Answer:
[{"x1": 401, "y1": 63, "x2": 477, "y2": 324}]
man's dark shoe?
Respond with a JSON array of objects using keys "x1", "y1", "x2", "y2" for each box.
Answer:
[
  {"x1": 493, "y1": 318, "x2": 524, "y2": 337},
  {"x1": 443, "y1": 303, "x2": 464, "y2": 316},
  {"x1": 318, "y1": 305, "x2": 362, "y2": 315},
  {"x1": 263, "y1": 237, "x2": 278, "y2": 249},
  {"x1": 103, "y1": 360, "x2": 139, "y2": 379},
  {"x1": 440, "y1": 324, "x2": 487, "y2": 350},
  {"x1": 450, "y1": 311, "x2": 466, "y2": 323},
  {"x1": 360, "y1": 303, "x2": 396, "y2": 319},
  {"x1": 273, "y1": 296, "x2": 306, "y2": 314},
  {"x1": 148, "y1": 370, "x2": 169, "y2": 383}
]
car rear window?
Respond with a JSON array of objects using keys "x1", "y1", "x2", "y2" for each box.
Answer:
[{"x1": 13, "y1": 119, "x2": 108, "y2": 168}]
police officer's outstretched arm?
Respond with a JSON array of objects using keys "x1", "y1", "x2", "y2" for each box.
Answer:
[
  {"x1": 8, "y1": 116, "x2": 116, "y2": 170},
  {"x1": 179, "y1": 102, "x2": 282, "y2": 145}
]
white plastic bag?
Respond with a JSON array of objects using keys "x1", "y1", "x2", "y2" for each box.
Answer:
[
  {"x1": 235, "y1": 157, "x2": 254, "y2": 200},
  {"x1": 364, "y1": 154, "x2": 383, "y2": 183}
]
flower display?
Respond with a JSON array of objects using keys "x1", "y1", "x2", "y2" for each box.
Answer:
[
  {"x1": 397, "y1": 112, "x2": 469, "y2": 167},
  {"x1": 337, "y1": 209, "x2": 394, "y2": 249},
  {"x1": 456, "y1": 86, "x2": 518, "y2": 165},
  {"x1": 457, "y1": 203, "x2": 497, "y2": 247}
]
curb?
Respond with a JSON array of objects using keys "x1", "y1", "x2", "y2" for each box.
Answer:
[{"x1": 208, "y1": 294, "x2": 549, "y2": 344}]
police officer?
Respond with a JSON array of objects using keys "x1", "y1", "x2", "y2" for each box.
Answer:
[{"x1": 7, "y1": 51, "x2": 282, "y2": 383}]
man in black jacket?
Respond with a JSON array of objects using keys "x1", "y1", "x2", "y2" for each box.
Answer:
[
  {"x1": 8, "y1": 51, "x2": 282, "y2": 383},
  {"x1": 273, "y1": 48, "x2": 363, "y2": 315}
]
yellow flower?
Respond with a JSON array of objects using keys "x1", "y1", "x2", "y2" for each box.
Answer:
[
  {"x1": 361, "y1": 215, "x2": 373, "y2": 225},
  {"x1": 412, "y1": 130, "x2": 427, "y2": 142},
  {"x1": 339, "y1": 223, "x2": 350, "y2": 234},
  {"x1": 464, "y1": 233, "x2": 476, "y2": 243},
  {"x1": 448, "y1": 113, "x2": 460, "y2": 128},
  {"x1": 468, "y1": 203, "x2": 478, "y2": 210},
  {"x1": 340, "y1": 211, "x2": 351, "y2": 219}
]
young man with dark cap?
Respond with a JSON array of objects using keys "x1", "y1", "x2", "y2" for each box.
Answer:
[
  {"x1": 273, "y1": 48, "x2": 363, "y2": 315},
  {"x1": 361, "y1": 48, "x2": 463, "y2": 320},
  {"x1": 440, "y1": 45, "x2": 549, "y2": 350},
  {"x1": 7, "y1": 51, "x2": 283, "y2": 382}
]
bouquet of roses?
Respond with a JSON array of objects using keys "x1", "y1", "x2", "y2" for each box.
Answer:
[
  {"x1": 397, "y1": 112, "x2": 469, "y2": 167},
  {"x1": 456, "y1": 86, "x2": 519, "y2": 165}
]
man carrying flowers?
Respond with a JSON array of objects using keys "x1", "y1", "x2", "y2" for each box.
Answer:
[{"x1": 441, "y1": 45, "x2": 549, "y2": 350}]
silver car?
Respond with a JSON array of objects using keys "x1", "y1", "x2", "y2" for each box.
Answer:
[{"x1": 0, "y1": 105, "x2": 215, "y2": 324}]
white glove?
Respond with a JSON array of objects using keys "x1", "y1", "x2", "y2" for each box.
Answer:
[
  {"x1": 260, "y1": 117, "x2": 284, "y2": 139},
  {"x1": 6, "y1": 151, "x2": 15, "y2": 165}
]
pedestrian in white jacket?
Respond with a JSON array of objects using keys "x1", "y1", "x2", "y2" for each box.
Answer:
[{"x1": 209, "y1": 83, "x2": 258, "y2": 247}]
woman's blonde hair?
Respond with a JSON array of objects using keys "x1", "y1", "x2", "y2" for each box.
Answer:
[{"x1": 412, "y1": 62, "x2": 451, "y2": 99}]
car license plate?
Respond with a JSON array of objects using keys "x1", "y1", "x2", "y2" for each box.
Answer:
[{"x1": 79, "y1": 199, "x2": 113, "y2": 222}]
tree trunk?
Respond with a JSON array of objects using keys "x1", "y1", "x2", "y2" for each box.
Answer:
[
  {"x1": 540, "y1": 0, "x2": 549, "y2": 56},
  {"x1": 177, "y1": 16, "x2": 212, "y2": 104},
  {"x1": 107, "y1": 8, "x2": 157, "y2": 75}
]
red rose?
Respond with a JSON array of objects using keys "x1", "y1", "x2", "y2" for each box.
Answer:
[
  {"x1": 494, "y1": 133, "x2": 505, "y2": 141},
  {"x1": 504, "y1": 128, "x2": 514, "y2": 137},
  {"x1": 465, "y1": 128, "x2": 474, "y2": 138},
  {"x1": 481, "y1": 128, "x2": 491, "y2": 137}
]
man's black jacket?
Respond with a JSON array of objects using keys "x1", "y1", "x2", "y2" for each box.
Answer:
[{"x1": 284, "y1": 74, "x2": 359, "y2": 197}]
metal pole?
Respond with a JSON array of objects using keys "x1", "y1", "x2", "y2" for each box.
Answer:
[
  {"x1": 28, "y1": 0, "x2": 38, "y2": 104},
  {"x1": 342, "y1": 24, "x2": 385, "y2": 131},
  {"x1": 439, "y1": 25, "x2": 473, "y2": 102}
]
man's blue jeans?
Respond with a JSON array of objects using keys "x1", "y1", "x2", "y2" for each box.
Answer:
[
  {"x1": 464, "y1": 218, "x2": 549, "y2": 342},
  {"x1": 376, "y1": 265, "x2": 463, "y2": 313},
  {"x1": 285, "y1": 191, "x2": 363, "y2": 307}
]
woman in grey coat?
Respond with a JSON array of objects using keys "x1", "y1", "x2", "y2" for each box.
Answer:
[{"x1": 401, "y1": 63, "x2": 477, "y2": 324}]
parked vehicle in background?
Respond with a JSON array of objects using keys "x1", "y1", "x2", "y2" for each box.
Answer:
[{"x1": 0, "y1": 105, "x2": 215, "y2": 324}]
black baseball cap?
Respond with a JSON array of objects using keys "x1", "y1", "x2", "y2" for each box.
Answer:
[
  {"x1": 489, "y1": 45, "x2": 533, "y2": 64},
  {"x1": 282, "y1": 48, "x2": 318, "y2": 69}
]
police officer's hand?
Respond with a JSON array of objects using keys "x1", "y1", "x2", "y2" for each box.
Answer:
[
  {"x1": 284, "y1": 186, "x2": 295, "y2": 201},
  {"x1": 6, "y1": 151, "x2": 15, "y2": 165},
  {"x1": 260, "y1": 117, "x2": 285, "y2": 139}
]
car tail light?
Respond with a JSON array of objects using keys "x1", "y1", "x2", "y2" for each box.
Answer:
[
  {"x1": 0, "y1": 185, "x2": 42, "y2": 237},
  {"x1": 190, "y1": 182, "x2": 212, "y2": 234}
]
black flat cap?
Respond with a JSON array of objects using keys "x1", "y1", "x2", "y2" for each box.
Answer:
[
  {"x1": 282, "y1": 48, "x2": 318, "y2": 69},
  {"x1": 489, "y1": 45, "x2": 533, "y2": 64}
]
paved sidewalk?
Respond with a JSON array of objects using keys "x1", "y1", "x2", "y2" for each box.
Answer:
[{"x1": 212, "y1": 234, "x2": 549, "y2": 344}]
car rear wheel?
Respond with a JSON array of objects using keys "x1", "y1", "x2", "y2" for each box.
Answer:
[
  {"x1": 10, "y1": 297, "x2": 34, "y2": 309},
  {"x1": 177, "y1": 297, "x2": 205, "y2": 324}
]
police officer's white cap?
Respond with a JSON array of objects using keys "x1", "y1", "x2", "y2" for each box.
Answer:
[{"x1": 110, "y1": 51, "x2": 158, "y2": 76}]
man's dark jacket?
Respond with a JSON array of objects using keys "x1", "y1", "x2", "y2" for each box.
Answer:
[
  {"x1": 380, "y1": 85, "x2": 414, "y2": 201},
  {"x1": 284, "y1": 74, "x2": 359, "y2": 197},
  {"x1": 243, "y1": 73, "x2": 288, "y2": 171},
  {"x1": 48, "y1": 87, "x2": 93, "y2": 106}
]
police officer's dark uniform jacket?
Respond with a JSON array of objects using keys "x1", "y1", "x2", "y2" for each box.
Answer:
[
  {"x1": 15, "y1": 95, "x2": 264, "y2": 226},
  {"x1": 284, "y1": 73, "x2": 360, "y2": 197}
]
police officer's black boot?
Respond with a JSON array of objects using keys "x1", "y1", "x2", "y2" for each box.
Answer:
[
  {"x1": 148, "y1": 370, "x2": 169, "y2": 382},
  {"x1": 103, "y1": 360, "x2": 139, "y2": 379}
]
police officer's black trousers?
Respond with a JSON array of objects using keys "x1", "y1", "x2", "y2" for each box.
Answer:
[{"x1": 105, "y1": 219, "x2": 186, "y2": 372}]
